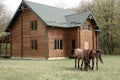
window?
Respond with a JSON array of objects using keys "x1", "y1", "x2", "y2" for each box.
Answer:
[
  {"x1": 83, "y1": 24, "x2": 90, "y2": 30},
  {"x1": 31, "y1": 40, "x2": 38, "y2": 50},
  {"x1": 31, "y1": 20, "x2": 37, "y2": 30},
  {"x1": 60, "y1": 40, "x2": 62, "y2": 50},
  {"x1": 54, "y1": 39, "x2": 63, "y2": 50},
  {"x1": 72, "y1": 40, "x2": 75, "y2": 49}
]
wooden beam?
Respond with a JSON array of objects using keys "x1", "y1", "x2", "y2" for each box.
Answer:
[
  {"x1": 10, "y1": 30, "x2": 12, "y2": 57},
  {"x1": 21, "y1": 11, "x2": 23, "y2": 58},
  {"x1": 92, "y1": 26, "x2": 94, "y2": 49},
  {"x1": 79, "y1": 27, "x2": 81, "y2": 48},
  {"x1": 77, "y1": 28, "x2": 80, "y2": 48},
  {"x1": 5, "y1": 37, "x2": 8, "y2": 56},
  {"x1": 45, "y1": 27, "x2": 49, "y2": 59},
  {"x1": 0, "y1": 41, "x2": 1, "y2": 55},
  {"x1": 96, "y1": 32, "x2": 98, "y2": 49}
]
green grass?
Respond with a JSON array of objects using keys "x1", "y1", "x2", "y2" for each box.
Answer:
[{"x1": 0, "y1": 56, "x2": 120, "y2": 80}]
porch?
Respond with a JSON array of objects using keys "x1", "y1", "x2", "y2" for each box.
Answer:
[{"x1": 0, "y1": 34, "x2": 10, "y2": 58}]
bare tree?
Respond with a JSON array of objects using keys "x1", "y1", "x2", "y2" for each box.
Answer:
[
  {"x1": 0, "y1": 0, "x2": 5, "y2": 27},
  {"x1": 54, "y1": 0, "x2": 66, "y2": 8},
  {"x1": 0, "y1": 0, "x2": 11, "y2": 33}
]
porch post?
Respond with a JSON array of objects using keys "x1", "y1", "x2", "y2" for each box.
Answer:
[
  {"x1": 96, "y1": 32, "x2": 98, "y2": 49},
  {"x1": 77, "y1": 27, "x2": 80, "y2": 48},
  {"x1": 5, "y1": 37, "x2": 8, "y2": 56},
  {"x1": 10, "y1": 30, "x2": 12, "y2": 57},
  {"x1": 0, "y1": 41, "x2": 1, "y2": 56}
]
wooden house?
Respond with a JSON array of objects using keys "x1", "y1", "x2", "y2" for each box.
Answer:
[{"x1": 5, "y1": 0, "x2": 101, "y2": 59}]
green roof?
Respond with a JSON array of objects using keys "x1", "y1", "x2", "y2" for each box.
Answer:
[
  {"x1": 6, "y1": 0, "x2": 100, "y2": 32},
  {"x1": 66, "y1": 11, "x2": 92, "y2": 27},
  {"x1": 25, "y1": 0, "x2": 76, "y2": 27}
]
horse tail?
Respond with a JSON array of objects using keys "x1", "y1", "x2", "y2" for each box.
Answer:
[
  {"x1": 71, "y1": 49, "x2": 75, "y2": 54},
  {"x1": 97, "y1": 50, "x2": 103, "y2": 63}
]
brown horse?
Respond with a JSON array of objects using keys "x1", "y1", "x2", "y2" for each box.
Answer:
[
  {"x1": 88, "y1": 49, "x2": 103, "y2": 70},
  {"x1": 71, "y1": 48, "x2": 89, "y2": 71}
]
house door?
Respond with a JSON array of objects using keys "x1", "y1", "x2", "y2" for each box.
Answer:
[
  {"x1": 84, "y1": 42, "x2": 89, "y2": 50},
  {"x1": 72, "y1": 40, "x2": 75, "y2": 49}
]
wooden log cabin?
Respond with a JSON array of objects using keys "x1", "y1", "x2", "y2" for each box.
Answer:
[{"x1": 5, "y1": 0, "x2": 101, "y2": 59}]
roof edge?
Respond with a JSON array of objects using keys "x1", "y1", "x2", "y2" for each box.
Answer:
[
  {"x1": 5, "y1": 0, "x2": 48, "y2": 32},
  {"x1": 5, "y1": 0, "x2": 24, "y2": 32},
  {"x1": 23, "y1": 0, "x2": 48, "y2": 26}
]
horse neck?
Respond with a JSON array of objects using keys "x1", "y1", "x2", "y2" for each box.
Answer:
[
  {"x1": 83, "y1": 51, "x2": 90, "y2": 64},
  {"x1": 88, "y1": 50, "x2": 94, "y2": 57}
]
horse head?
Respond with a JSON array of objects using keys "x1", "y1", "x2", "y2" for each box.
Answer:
[{"x1": 83, "y1": 49, "x2": 90, "y2": 71}]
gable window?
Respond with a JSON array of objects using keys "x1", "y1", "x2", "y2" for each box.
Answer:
[
  {"x1": 83, "y1": 24, "x2": 90, "y2": 30},
  {"x1": 31, "y1": 20, "x2": 37, "y2": 30},
  {"x1": 31, "y1": 40, "x2": 38, "y2": 50},
  {"x1": 54, "y1": 39, "x2": 63, "y2": 50}
]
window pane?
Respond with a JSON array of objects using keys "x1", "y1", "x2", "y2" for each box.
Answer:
[
  {"x1": 31, "y1": 40, "x2": 38, "y2": 50},
  {"x1": 58, "y1": 40, "x2": 59, "y2": 49},
  {"x1": 54, "y1": 39, "x2": 63, "y2": 50},
  {"x1": 60, "y1": 40, "x2": 62, "y2": 50},
  {"x1": 34, "y1": 40, "x2": 37, "y2": 50},
  {"x1": 54, "y1": 40, "x2": 57, "y2": 49},
  {"x1": 31, "y1": 20, "x2": 37, "y2": 30},
  {"x1": 83, "y1": 24, "x2": 90, "y2": 30},
  {"x1": 34, "y1": 21, "x2": 37, "y2": 30}
]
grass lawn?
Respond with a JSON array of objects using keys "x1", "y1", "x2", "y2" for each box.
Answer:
[{"x1": 0, "y1": 56, "x2": 120, "y2": 80}]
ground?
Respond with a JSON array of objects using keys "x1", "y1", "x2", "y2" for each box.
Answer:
[{"x1": 0, "y1": 56, "x2": 120, "y2": 80}]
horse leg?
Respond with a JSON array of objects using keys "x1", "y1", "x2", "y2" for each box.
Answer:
[
  {"x1": 88, "y1": 60, "x2": 91, "y2": 69},
  {"x1": 84, "y1": 61, "x2": 87, "y2": 71},
  {"x1": 78, "y1": 58, "x2": 80, "y2": 68},
  {"x1": 96, "y1": 57, "x2": 98, "y2": 70},
  {"x1": 75, "y1": 57, "x2": 77, "y2": 68},
  {"x1": 91, "y1": 59, "x2": 94, "y2": 70},
  {"x1": 83, "y1": 60, "x2": 85, "y2": 70},
  {"x1": 87, "y1": 61, "x2": 91, "y2": 69},
  {"x1": 80, "y1": 60, "x2": 83, "y2": 70}
]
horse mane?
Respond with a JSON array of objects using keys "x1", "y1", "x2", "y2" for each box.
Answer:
[{"x1": 88, "y1": 49, "x2": 93, "y2": 55}]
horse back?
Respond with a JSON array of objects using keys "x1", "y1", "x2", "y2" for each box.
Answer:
[
  {"x1": 88, "y1": 49, "x2": 96, "y2": 58},
  {"x1": 74, "y1": 48, "x2": 84, "y2": 58}
]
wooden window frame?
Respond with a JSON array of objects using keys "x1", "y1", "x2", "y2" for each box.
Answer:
[
  {"x1": 31, "y1": 20, "x2": 37, "y2": 30},
  {"x1": 83, "y1": 24, "x2": 90, "y2": 31},
  {"x1": 54, "y1": 39, "x2": 63, "y2": 50},
  {"x1": 31, "y1": 40, "x2": 38, "y2": 50}
]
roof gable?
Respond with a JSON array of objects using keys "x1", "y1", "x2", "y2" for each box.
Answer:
[
  {"x1": 65, "y1": 11, "x2": 101, "y2": 30},
  {"x1": 65, "y1": 11, "x2": 92, "y2": 27},
  {"x1": 6, "y1": 0, "x2": 101, "y2": 32}
]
